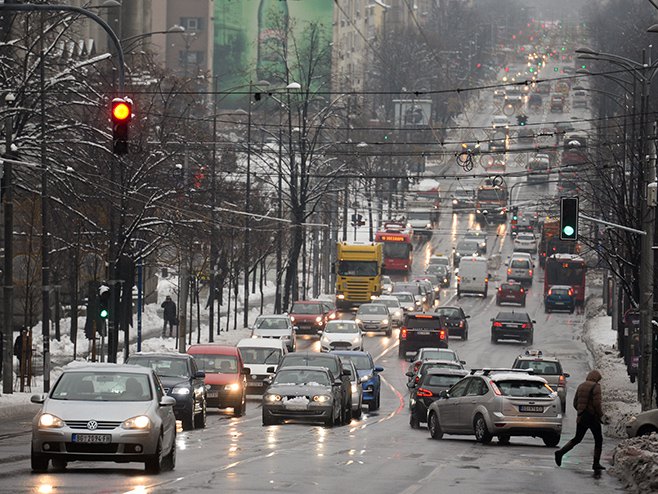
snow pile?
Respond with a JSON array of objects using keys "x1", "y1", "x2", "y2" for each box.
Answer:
[
  {"x1": 610, "y1": 433, "x2": 658, "y2": 493},
  {"x1": 583, "y1": 301, "x2": 640, "y2": 438}
]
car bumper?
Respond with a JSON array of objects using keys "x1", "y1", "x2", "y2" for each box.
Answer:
[
  {"x1": 361, "y1": 321, "x2": 390, "y2": 332},
  {"x1": 263, "y1": 403, "x2": 333, "y2": 421},
  {"x1": 32, "y1": 427, "x2": 161, "y2": 461},
  {"x1": 490, "y1": 414, "x2": 563, "y2": 435},
  {"x1": 546, "y1": 299, "x2": 575, "y2": 311},
  {"x1": 492, "y1": 329, "x2": 532, "y2": 341},
  {"x1": 294, "y1": 323, "x2": 323, "y2": 334},
  {"x1": 361, "y1": 382, "x2": 378, "y2": 403},
  {"x1": 206, "y1": 385, "x2": 243, "y2": 408},
  {"x1": 245, "y1": 375, "x2": 272, "y2": 394},
  {"x1": 497, "y1": 296, "x2": 525, "y2": 305}
]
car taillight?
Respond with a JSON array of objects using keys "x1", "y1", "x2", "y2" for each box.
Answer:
[
  {"x1": 498, "y1": 287, "x2": 502, "y2": 292},
  {"x1": 568, "y1": 289, "x2": 573, "y2": 296},
  {"x1": 493, "y1": 321, "x2": 503, "y2": 327},
  {"x1": 439, "y1": 330, "x2": 446, "y2": 339},
  {"x1": 520, "y1": 288, "x2": 525, "y2": 293},
  {"x1": 491, "y1": 382, "x2": 502, "y2": 396},
  {"x1": 529, "y1": 270, "x2": 533, "y2": 276},
  {"x1": 548, "y1": 288, "x2": 552, "y2": 295},
  {"x1": 507, "y1": 268, "x2": 512, "y2": 275},
  {"x1": 401, "y1": 328, "x2": 407, "y2": 340},
  {"x1": 459, "y1": 320, "x2": 464, "y2": 328},
  {"x1": 414, "y1": 376, "x2": 420, "y2": 384},
  {"x1": 521, "y1": 323, "x2": 528, "y2": 329},
  {"x1": 417, "y1": 388, "x2": 433, "y2": 398},
  {"x1": 456, "y1": 276, "x2": 461, "y2": 283},
  {"x1": 559, "y1": 375, "x2": 566, "y2": 387},
  {"x1": 414, "y1": 362, "x2": 421, "y2": 372}
]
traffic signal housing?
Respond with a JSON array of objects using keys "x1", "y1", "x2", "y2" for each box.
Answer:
[
  {"x1": 111, "y1": 97, "x2": 132, "y2": 155},
  {"x1": 98, "y1": 283, "x2": 111, "y2": 320},
  {"x1": 516, "y1": 115, "x2": 528, "y2": 126},
  {"x1": 560, "y1": 197, "x2": 579, "y2": 241}
]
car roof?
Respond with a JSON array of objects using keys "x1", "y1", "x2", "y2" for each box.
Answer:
[
  {"x1": 425, "y1": 368, "x2": 469, "y2": 376},
  {"x1": 391, "y1": 291, "x2": 414, "y2": 296},
  {"x1": 60, "y1": 363, "x2": 153, "y2": 375},
  {"x1": 256, "y1": 314, "x2": 291, "y2": 319},
  {"x1": 495, "y1": 312, "x2": 531, "y2": 321},
  {"x1": 489, "y1": 373, "x2": 548, "y2": 383},
  {"x1": 187, "y1": 345, "x2": 240, "y2": 356},
  {"x1": 515, "y1": 355, "x2": 560, "y2": 363},
  {"x1": 419, "y1": 347, "x2": 456, "y2": 354},
  {"x1": 283, "y1": 351, "x2": 338, "y2": 359},
  {"x1": 420, "y1": 360, "x2": 462, "y2": 367},
  {"x1": 374, "y1": 295, "x2": 400, "y2": 301},
  {"x1": 548, "y1": 285, "x2": 572, "y2": 290},
  {"x1": 236, "y1": 338, "x2": 285, "y2": 349},
  {"x1": 358, "y1": 303, "x2": 387, "y2": 308},
  {"x1": 277, "y1": 365, "x2": 330, "y2": 374},
  {"x1": 129, "y1": 352, "x2": 192, "y2": 360},
  {"x1": 331, "y1": 350, "x2": 372, "y2": 359}
]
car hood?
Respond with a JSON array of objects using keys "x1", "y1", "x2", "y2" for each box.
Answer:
[
  {"x1": 253, "y1": 329, "x2": 290, "y2": 338},
  {"x1": 359, "y1": 315, "x2": 387, "y2": 322},
  {"x1": 266, "y1": 384, "x2": 332, "y2": 396},
  {"x1": 159, "y1": 376, "x2": 192, "y2": 389},
  {"x1": 203, "y1": 373, "x2": 239, "y2": 386},
  {"x1": 322, "y1": 333, "x2": 359, "y2": 343},
  {"x1": 43, "y1": 399, "x2": 154, "y2": 421},
  {"x1": 290, "y1": 314, "x2": 320, "y2": 322}
]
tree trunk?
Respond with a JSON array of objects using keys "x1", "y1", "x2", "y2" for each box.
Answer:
[{"x1": 283, "y1": 217, "x2": 304, "y2": 311}]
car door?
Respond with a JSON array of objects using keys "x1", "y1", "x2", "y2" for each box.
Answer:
[
  {"x1": 439, "y1": 378, "x2": 471, "y2": 431},
  {"x1": 458, "y1": 377, "x2": 488, "y2": 433},
  {"x1": 189, "y1": 358, "x2": 206, "y2": 407}
]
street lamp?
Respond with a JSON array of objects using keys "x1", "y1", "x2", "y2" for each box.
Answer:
[{"x1": 121, "y1": 25, "x2": 185, "y2": 53}]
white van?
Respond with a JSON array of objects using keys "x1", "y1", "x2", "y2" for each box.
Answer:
[
  {"x1": 236, "y1": 338, "x2": 288, "y2": 394},
  {"x1": 457, "y1": 256, "x2": 490, "y2": 298}
]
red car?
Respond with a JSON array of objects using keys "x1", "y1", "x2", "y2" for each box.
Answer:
[
  {"x1": 187, "y1": 345, "x2": 249, "y2": 416},
  {"x1": 289, "y1": 300, "x2": 329, "y2": 334},
  {"x1": 495, "y1": 281, "x2": 526, "y2": 307}
]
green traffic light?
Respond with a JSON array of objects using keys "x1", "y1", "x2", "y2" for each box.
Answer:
[
  {"x1": 100, "y1": 308, "x2": 109, "y2": 319},
  {"x1": 563, "y1": 225, "x2": 575, "y2": 237},
  {"x1": 554, "y1": 67, "x2": 559, "y2": 72}
]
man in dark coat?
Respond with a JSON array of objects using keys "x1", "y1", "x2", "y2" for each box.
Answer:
[
  {"x1": 161, "y1": 296, "x2": 177, "y2": 337},
  {"x1": 554, "y1": 369, "x2": 606, "y2": 471}
]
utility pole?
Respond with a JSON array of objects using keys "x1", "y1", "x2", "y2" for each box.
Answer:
[
  {"x1": 208, "y1": 77, "x2": 218, "y2": 342},
  {"x1": 243, "y1": 81, "x2": 252, "y2": 328},
  {"x1": 2, "y1": 92, "x2": 15, "y2": 394}
]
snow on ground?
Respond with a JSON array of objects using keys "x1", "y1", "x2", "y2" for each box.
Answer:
[{"x1": 610, "y1": 434, "x2": 658, "y2": 493}]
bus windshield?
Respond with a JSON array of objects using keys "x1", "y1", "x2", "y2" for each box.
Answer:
[
  {"x1": 383, "y1": 242, "x2": 410, "y2": 259},
  {"x1": 338, "y1": 261, "x2": 378, "y2": 277},
  {"x1": 546, "y1": 261, "x2": 585, "y2": 286}
]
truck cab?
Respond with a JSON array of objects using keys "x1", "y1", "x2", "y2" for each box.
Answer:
[{"x1": 335, "y1": 242, "x2": 383, "y2": 310}]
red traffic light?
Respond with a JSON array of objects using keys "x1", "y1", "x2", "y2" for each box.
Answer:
[{"x1": 111, "y1": 98, "x2": 132, "y2": 122}]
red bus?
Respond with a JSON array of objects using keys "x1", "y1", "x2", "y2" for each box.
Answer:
[
  {"x1": 375, "y1": 222, "x2": 413, "y2": 273},
  {"x1": 544, "y1": 253, "x2": 586, "y2": 305}
]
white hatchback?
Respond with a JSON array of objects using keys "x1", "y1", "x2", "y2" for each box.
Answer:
[
  {"x1": 513, "y1": 232, "x2": 537, "y2": 254},
  {"x1": 320, "y1": 320, "x2": 363, "y2": 352}
]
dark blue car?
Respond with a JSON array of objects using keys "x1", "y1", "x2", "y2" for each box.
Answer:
[
  {"x1": 331, "y1": 351, "x2": 383, "y2": 411},
  {"x1": 545, "y1": 285, "x2": 575, "y2": 313}
]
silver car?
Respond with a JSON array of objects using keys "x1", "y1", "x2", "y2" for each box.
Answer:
[
  {"x1": 373, "y1": 296, "x2": 404, "y2": 327},
  {"x1": 250, "y1": 314, "x2": 297, "y2": 352},
  {"x1": 626, "y1": 409, "x2": 658, "y2": 437},
  {"x1": 426, "y1": 370, "x2": 562, "y2": 447},
  {"x1": 342, "y1": 360, "x2": 363, "y2": 419},
  {"x1": 30, "y1": 363, "x2": 177, "y2": 473},
  {"x1": 356, "y1": 303, "x2": 392, "y2": 336}
]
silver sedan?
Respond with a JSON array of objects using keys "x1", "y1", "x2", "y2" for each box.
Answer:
[{"x1": 30, "y1": 363, "x2": 177, "y2": 474}]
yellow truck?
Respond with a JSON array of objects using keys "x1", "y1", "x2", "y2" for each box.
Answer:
[{"x1": 335, "y1": 242, "x2": 383, "y2": 310}]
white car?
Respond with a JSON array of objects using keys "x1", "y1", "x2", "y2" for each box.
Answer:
[
  {"x1": 373, "y1": 296, "x2": 404, "y2": 327},
  {"x1": 514, "y1": 232, "x2": 537, "y2": 254},
  {"x1": 381, "y1": 275, "x2": 394, "y2": 294},
  {"x1": 236, "y1": 338, "x2": 288, "y2": 394},
  {"x1": 320, "y1": 320, "x2": 363, "y2": 352},
  {"x1": 491, "y1": 115, "x2": 510, "y2": 129}
]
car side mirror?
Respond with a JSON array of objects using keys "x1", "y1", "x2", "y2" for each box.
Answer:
[
  {"x1": 563, "y1": 373, "x2": 571, "y2": 378},
  {"x1": 405, "y1": 371, "x2": 414, "y2": 378},
  {"x1": 242, "y1": 367, "x2": 251, "y2": 376},
  {"x1": 266, "y1": 366, "x2": 276, "y2": 374},
  {"x1": 532, "y1": 320, "x2": 536, "y2": 324},
  {"x1": 439, "y1": 390, "x2": 449, "y2": 399},
  {"x1": 465, "y1": 315, "x2": 471, "y2": 319},
  {"x1": 374, "y1": 366, "x2": 384, "y2": 373},
  {"x1": 406, "y1": 381, "x2": 415, "y2": 388},
  {"x1": 194, "y1": 371, "x2": 206, "y2": 379},
  {"x1": 334, "y1": 379, "x2": 342, "y2": 386},
  {"x1": 160, "y1": 396, "x2": 177, "y2": 407},
  {"x1": 341, "y1": 369, "x2": 350, "y2": 377},
  {"x1": 293, "y1": 326, "x2": 299, "y2": 332},
  {"x1": 30, "y1": 393, "x2": 46, "y2": 404},
  {"x1": 460, "y1": 360, "x2": 466, "y2": 365}
]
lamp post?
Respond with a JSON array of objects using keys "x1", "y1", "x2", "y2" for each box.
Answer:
[{"x1": 576, "y1": 46, "x2": 658, "y2": 410}]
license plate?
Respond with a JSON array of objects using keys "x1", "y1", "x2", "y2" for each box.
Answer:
[
  {"x1": 207, "y1": 392, "x2": 219, "y2": 398},
  {"x1": 417, "y1": 331, "x2": 431, "y2": 335},
  {"x1": 285, "y1": 403, "x2": 308, "y2": 410},
  {"x1": 72, "y1": 434, "x2": 111, "y2": 444},
  {"x1": 519, "y1": 405, "x2": 543, "y2": 413},
  {"x1": 249, "y1": 382, "x2": 263, "y2": 387}
]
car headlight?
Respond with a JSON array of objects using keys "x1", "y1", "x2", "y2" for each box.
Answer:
[
  {"x1": 355, "y1": 318, "x2": 362, "y2": 324},
  {"x1": 337, "y1": 294, "x2": 345, "y2": 300},
  {"x1": 407, "y1": 306, "x2": 415, "y2": 311},
  {"x1": 224, "y1": 382, "x2": 241, "y2": 392},
  {"x1": 452, "y1": 199, "x2": 458, "y2": 205},
  {"x1": 313, "y1": 395, "x2": 331, "y2": 403},
  {"x1": 382, "y1": 319, "x2": 389, "y2": 325},
  {"x1": 351, "y1": 383, "x2": 358, "y2": 395},
  {"x1": 265, "y1": 393, "x2": 282, "y2": 402},
  {"x1": 434, "y1": 287, "x2": 440, "y2": 292},
  {"x1": 455, "y1": 252, "x2": 461, "y2": 257},
  {"x1": 315, "y1": 316, "x2": 323, "y2": 323},
  {"x1": 426, "y1": 223, "x2": 432, "y2": 229},
  {"x1": 415, "y1": 301, "x2": 421, "y2": 306},
  {"x1": 329, "y1": 313, "x2": 336, "y2": 319},
  {"x1": 290, "y1": 316, "x2": 296, "y2": 322},
  {"x1": 122, "y1": 415, "x2": 151, "y2": 430},
  {"x1": 172, "y1": 386, "x2": 191, "y2": 395},
  {"x1": 352, "y1": 337, "x2": 361, "y2": 344},
  {"x1": 422, "y1": 297, "x2": 427, "y2": 302},
  {"x1": 394, "y1": 310, "x2": 402, "y2": 317},
  {"x1": 38, "y1": 413, "x2": 64, "y2": 429},
  {"x1": 361, "y1": 374, "x2": 373, "y2": 383}
]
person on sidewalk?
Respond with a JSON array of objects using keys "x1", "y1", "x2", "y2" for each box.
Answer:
[
  {"x1": 554, "y1": 369, "x2": 607, "y2": 471},
  {"x1": 161, "y1": 296, "x2": 177, "y2": 337}
]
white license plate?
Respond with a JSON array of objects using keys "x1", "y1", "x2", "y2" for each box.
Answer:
[
  {"x1": 285, "y1": 404, "x2": 308, "y2": 410},
  {"x1": 249, "y1": 382, "x2": 263, "y2": 387},
  {"x1": 519, "y1": 405, "x2": 543, "y2": 413},
  {"x1": 207, "y1": 392, "x2": 219, "y2": 398},
  {"x1": 72, "y1": 434, "x2": 111, "y2": 444},
  {"x1": 417, "y1": 331, "x2": 431, "y2": 335}
]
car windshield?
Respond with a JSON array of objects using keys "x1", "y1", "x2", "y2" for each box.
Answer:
[
  {"x1": 456, "y1": 241, "x2": 479, "y2": 252},
  {"x1": 426, "y1": 265, "x2": 448, "y2": 275},
  {"x1": 239, "y1": 347, "x2": 281, "y2": 365},
  {"x1": 128, "y1": 357, "x2": 190, "y2": 378},
  {"x1": 325, "y1": 322, "x2": 359, "y2": 334},
  {"x1": 375, "y1": 299, "x2": 399, "y2": 309},
  {"x1": 290, "y1": 303, "x2": 323, "y2": 315},
  {"x1": 515, "y1": 360, "x2": 562, "y2": 375},
  {"x1": 281, "y1": 355, "x2": 339, "y2": 375},
  {"x1": 393, "y1": 293, "x2": 415, "y2": 304},
  {"x1": 382, "y1": 276, "x2": 392, "y2": 285},
  {"x1": 256, "y1": 318, "x2": 289, "y2": 329},
  {"x1": 383, "y1": 242, "x2": 411, "y2": 259},
  {"x1": 51, "y1": 372, "x2": 152, "y2": 402},
  {"x1": 502, "y1": 284, "x2": 523, "y2": 292},
  {"x1": 273, "y1": 369, "x2": 330, "y2": 386},
  {"x1": 419, "y1": 349, "x2": 456, "y2": 361},
  {"x1": 336, "y1": 354, "x2": 372, "y2": 370},
  {"x1": 424, "y1": 374, "x2": 464, "y2": 387},
  {"x1": 193, "y1": 355, "x2": 238, "y2": 374},
  {"x1": 494, "y1": 379, "x2": 553, "y2": 397},
  {"x1": 510, "y1": 260, "x2": 529, "y2": 269},
  {"x1": 435, "y1": 308, "x2": 461, "y2": 318},
  {"x1": 358, "y1": 305, "x2": 388, "y2": 315}
]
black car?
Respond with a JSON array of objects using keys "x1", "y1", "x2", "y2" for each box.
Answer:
[
  {"x1": 453, "y1": 240, "x2": 480, "y2": 267},
  {"x1": 126, "y1": 352, "x2": 207, "y2": 430},
  {"x1": 433, "y1": 306, "x2": 470, "y2": 340},
  {"x1": 490, "y1": 311, "x2": 535, "y2": 345},
  {"x1": 426, "y1": 264, "x2": 450, "y2": 287},
  {"x1": 399, "y1": 313, "x2": 449, "y2": 359},
  {"x1": 409, "y1": 368, "x2": 468, "y2": 428},
  {"x1": 275, "y1": 352, "x2": 353, "y2": 424},
  {"x1": 451, "y1": 190, "x2": 475, "y2": 213}
]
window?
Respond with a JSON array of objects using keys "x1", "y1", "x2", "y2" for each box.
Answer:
[
  {"x1": 448, "y1": 378, "x2": 470, "y2": 398},
  {"x1": 466, "y1": 378, "x2": 488, "y2": 396},
  {"x1": 181, "y1": 17, "x2": 202, "y2": 31}
]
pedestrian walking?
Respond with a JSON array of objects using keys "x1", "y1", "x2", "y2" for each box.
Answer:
[
  {"x1": 554, "y1": 369, "x2": 607, "y2": 471},
  {"x1": 161, "y1": 296, "x2": 177, "y2": 337}
]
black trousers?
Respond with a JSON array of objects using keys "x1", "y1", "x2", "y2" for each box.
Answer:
[{"x1": 568, "y1": 412, "x2": 603, "y2": 450}]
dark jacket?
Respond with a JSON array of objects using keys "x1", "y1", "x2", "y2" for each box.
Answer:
[
  {"x1": 573, "y1": 369, "x2": 603, "y2": 418},
  {"x1": 161, "y1": 299, "x2": 177, "y2": 321}
]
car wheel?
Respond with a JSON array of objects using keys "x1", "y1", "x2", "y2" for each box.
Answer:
[
  {"x1": 491, "y1": 334, "x2": 497, "y2": 344},
  {"x1": 31, "y1": 450, "x2": 49, "y2": 473},
  {"x1": 462, "y1": 330, "x2": 468, "y2": 341},
  {"x1": 410, "y1": 413, "x2": 421, "y2": 429},
  {"x1": 474, "y1": 415, "x2": 493, "y2": 444},
  {"x1": 182, "y1": 407, "x2": 195, "y2": 431},
  {"x1": 457, "y1": 289, "x2": 461, "y2": 299},
  {"x1": 498, "y1": 435, "x2": 510, "y2": 445},
  {"x1": 369, "y1": 392, "x2": 381, "y2": 412},
  {"x1": 428, "y1": 412, "x2": 443, "y2": 439},
  {"x1": 638, "y1": 425, "x2": 658, "y2": 436},
  {"x1": 543, "y1": 433, "x2": 561, "y2": 447},
  {"x1": 483, "y1": 288, "x2": 488, "y2": 298},
  {"x1": 496, "y1": 297, "x2": 500, "y2": 306},
  {"x1": 194, "y1": 399, "x2": 207, "y2": 429},
  {"x1": 51, "y1": 459, "x2": 67, "y2": 471},
  {"x1": 353, "y1": 404, "x2": 362, "y2": 420},
  {"x1": 234, "y1": 395, "x2": 246, "y2": 417},
  {"x1": 145, "y1": 436, "x2": 164, "y2": 474},
  {"x1": 398, "y1": 345, "x2": 406, "y2": 359},
  {"x1": 386, "y1": 329, "x2": 392, "y2": 337},
  {"x1": 164, "y1": 433, "x2": 176, "y2": 471},
  {"x1": 570, "y1": 306, "x2": 575, "y2": 314},
  {"x1": 343, "y1": 401, "x2": 352, "y2": 424}
]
